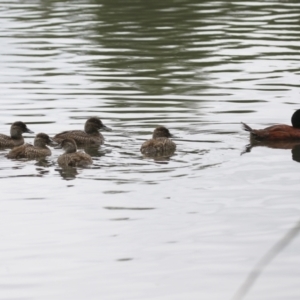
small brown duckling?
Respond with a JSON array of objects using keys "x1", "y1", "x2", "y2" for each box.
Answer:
[
  {"x1": 242, "y1": 109, "x2": 300, "y2": 141},
  {"x1": 55, "y1": 138, "x2": 93, "y2": 167},
  {"x1": 140, "y1": 126, "x2": 176, "y2": 156},
  {"x1": 7, "y1": 133, "x2": 56, "y2": 159},
  {"x1": 53, "y1": 117, "x2": 111, "y2": 146},
  {"x1": 0, "y1": 121, "x2": 34, "y2": 148}
]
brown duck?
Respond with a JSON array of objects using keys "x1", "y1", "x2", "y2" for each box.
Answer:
[
  {"x1": 242, "y1": 109, "x2": 300, "y2": 141},
  {"x1": 55, "y1": 138, "x2": 93, "y2": 167},
  {"x1": 53, "y1": 117, "x2": 111, "y2": 146},
  {"x1": 7, "y1": 133, "x2": 56, "y2": 159},
  {"x1": 0, "y1": 121, "x2": 34, "y2": 148},
  {"x1": 140, "y1": 126, "x2": 176, "y2": 156}
]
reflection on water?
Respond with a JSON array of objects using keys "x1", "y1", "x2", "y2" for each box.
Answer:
[
  {"x1": 83, "y1": 145, "x2": 106, "y2": 157},
  {"x1": 243, "y1": 134, "x2": 300, "y2": 163},
  {"x1": 0, "y1": 0, "x2": 300, "y2": 299},
  {"x1": 291, "y1": 144, "x2": 300, "y2": 163},
  {"x1": 56, "y1": 166, "x2": 79, "y2": 180},
  {"x1": 243, "y1": 140, "x2": 300, "y2": 163}
]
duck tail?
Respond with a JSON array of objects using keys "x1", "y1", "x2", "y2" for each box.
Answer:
[{"x1": 241, "y1": 122, "x2": 253, "y2": 132}]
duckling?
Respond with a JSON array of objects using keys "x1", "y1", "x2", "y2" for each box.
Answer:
[
  {"x1": 0, "y1": 121, "x2": 34, "y2": 148},
  {"x1": 242, "y1": 109, "x2": 300, "y2": 141},
  {"x1": 55, "y1": 138, "x2": 93, "y2": 167},
  {"x1": 7, "y1": 133, "x2": 56, "y2": 159},
  {"x1": 53, "y1": 117, "x2": 111, "y2": 146},
  {"x1": 140, "y1": 126, "x2": 176, "y2": 156}
]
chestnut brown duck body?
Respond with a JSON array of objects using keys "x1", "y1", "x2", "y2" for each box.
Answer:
[
  {"x1": 242, "y1": 109, "x2": 300, "y2": 141},
  {"x1": 53, "y1": 117, "x2": 111, "y2": 146},
  {"x1": 140, "y1": 126, "x2": 176, "y2": 156},
  {"x1": 0, "y1": 121, "x2": 33, "y2": 148},
  {"x1": 56, "y1": 138, "x2": 93, "y2": 167},
  {"x1": 7, "y1": 133, "x2": 56, "y2": 159}
]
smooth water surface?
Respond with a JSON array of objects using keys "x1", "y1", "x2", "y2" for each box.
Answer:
[{"x1": 0, "y1": 1, "x2": 300, "y2": 299}]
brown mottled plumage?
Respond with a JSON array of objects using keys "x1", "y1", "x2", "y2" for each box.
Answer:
[
  {"x1": 140, "y1": 126, "x2": 176, "y2": 157},
  {"x1": 53, "y1": 117, "x2": 111, "y2": 146},
  {"x1": 55, "y1": 138, "x2": 93, "y2": 167},
  {"x1": 242, "y1": 109, "x2": 300, "y2": 141},
  {"x1": 7, "y1": 133, "x2": 56, "y2": 159},
  {"x1": 0, "y1": 121, "x2": 34, "y2": 148}
]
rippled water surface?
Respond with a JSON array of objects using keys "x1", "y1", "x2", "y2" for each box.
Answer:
[{"x1": 1, "y1": 1, "x2": 300, "y2": 299}]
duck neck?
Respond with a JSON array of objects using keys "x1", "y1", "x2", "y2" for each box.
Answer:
[
  {"x1": 85, "y1": 124, "x2": 99, "y2": 135},
  {"x1": 65, "y1": 146, "x2": 77, "y2": 154},
  {"x1": 10, "y1": 127, "x2": 22, "y2": 139},
  {"x1": 34, "y1": 140, "x2": 47, "y2": 148}
]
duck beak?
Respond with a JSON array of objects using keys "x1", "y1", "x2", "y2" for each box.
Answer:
[
  {"x1": 101, "y1": 124, "x2": 112, "y2": 132},
  {"x1": 54, "y1": 143, "x2": 63, "y2": 149},
  {"x1": 49, "y1": 139, "x2": 59, "y2": 147},
  {"x1": 26, "y1": 128, "x2": 34, "y2": 134}
]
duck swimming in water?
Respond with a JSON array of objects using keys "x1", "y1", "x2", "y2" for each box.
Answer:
[
  {"x1": 140, "y1": 126, "x2": 176, "y2": 157},
  {"x1": 242, "y1": 109, "x2": 300, "y2": 141},
  {"x1": 0, "y1": 121, "x2": 34, "y2": 148},
  {"x1": 53, "y1": 117, "x2": 111, "y2": 146},
  {"x1": 55, "y1": 138, "x2": 93, "y2": 167},
  {"x1": 7, "y1": 133, "x2": 56, "y2": 159}
]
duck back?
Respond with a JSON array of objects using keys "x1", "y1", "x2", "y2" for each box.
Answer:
[
  {"x1": 141, "y1": 137, "x2": 176, "y2": 156},
  {"x1": 242, "y1": 122, "x2": 300, "y2": 141},
  {"x1": 58, "y1": 151, "x2": 93, "y2": 167},
  {"x1": 0, "y1": 134, "x2": 24, "y2": 148},
  {"x1": 7, "y1": 144, "x2": 51, "y2": 159},
  {"x1": 53, "y1": 130, "x2": 103, "y2": 146}
]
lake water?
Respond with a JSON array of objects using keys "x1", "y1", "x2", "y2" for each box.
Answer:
[{"x1": 0, "y1": 1, "x2": 300, "y2": 299}]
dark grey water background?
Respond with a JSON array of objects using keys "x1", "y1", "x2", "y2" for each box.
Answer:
[{"x1": 0, "y1": 1, "x2": 300, "y2": 299}]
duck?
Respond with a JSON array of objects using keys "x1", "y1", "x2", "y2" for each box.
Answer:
[
  {"x1": 140, "y1": 126, "x2": 176, "y2": 156},
  {"x1": 7, "y1": 133, "x2": 56, "y2": 159},
  {"x1": 242, "y1": 109, "x2": 300, "y2": 141},
  {"x1": 0, "y1": 121, "x2": 34, "y2": 148},
  {"x1": 55, "y1": 138, "x2": 93, "y2": 167},
  {"x1": 53, "y1": 117, "x2": 111, "y2": 146}
]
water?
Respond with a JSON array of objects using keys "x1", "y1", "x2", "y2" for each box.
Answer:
[{"x1": 0, "y1": 1, "x2": 300, "y2": 299}]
